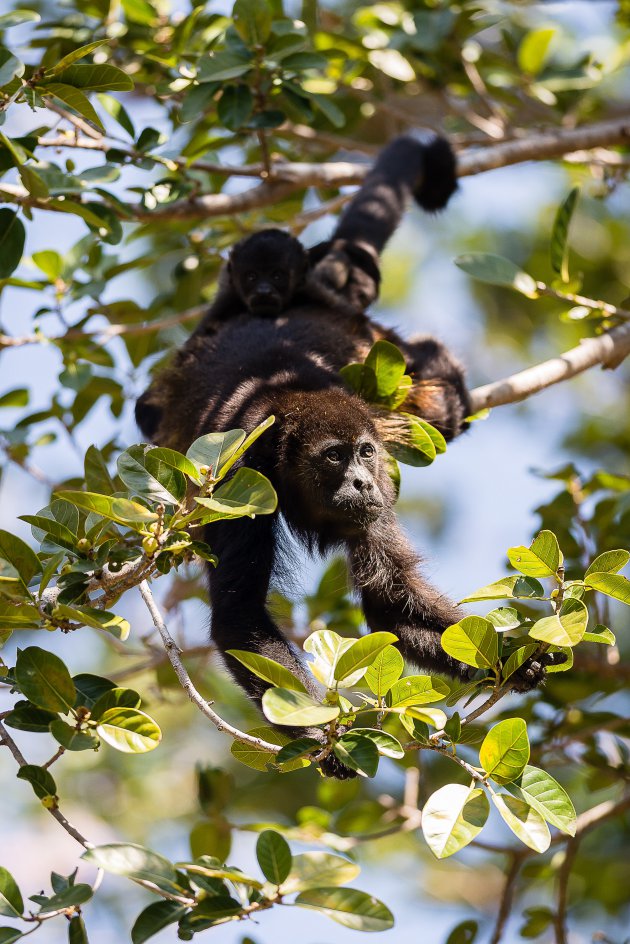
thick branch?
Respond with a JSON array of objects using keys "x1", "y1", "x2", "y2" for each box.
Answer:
[
  {"x1": 469, "y1": 320, "x2": 630, "y2": 411},
  {"x1": 1, "y1": 117, "x2": 629, "y2": 221}
]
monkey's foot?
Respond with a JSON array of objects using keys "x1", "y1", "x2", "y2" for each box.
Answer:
[
  {"x1": 318, "y1": 752, "x2": 358, "y2": 780},
  {"x1": 510, "y1": 651, "x2": 567, "y2": 692}
]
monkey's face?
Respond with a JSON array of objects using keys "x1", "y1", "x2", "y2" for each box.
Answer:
[
  {"x1": 313, "y1": 436, "x2": 386, "y2": 526},
  {"x1": 239, "y1": 266, "x2": 294, "y2": 316},
  {"x1": 229, "y1": 229, "x2": 308, "y2": 317}
]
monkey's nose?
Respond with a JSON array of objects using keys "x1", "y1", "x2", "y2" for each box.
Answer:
[{"x1": 353, "y1": 478, "x2": 372, "y2": 492}]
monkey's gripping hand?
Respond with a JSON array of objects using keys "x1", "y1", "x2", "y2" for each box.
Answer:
[{"x1": 307, "y1": 238, "x2": 382, "y2": 315}]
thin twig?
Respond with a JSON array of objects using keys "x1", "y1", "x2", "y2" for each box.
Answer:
[
  {"x1": 489, "y1": 852, "x2": 526, "y2": 944},
  {"x1": 554, "y1": 837, "x2": 580, "y2": 944},
  {"x1": 138, "y1": 580, "x2": 281, "y2": 754}
]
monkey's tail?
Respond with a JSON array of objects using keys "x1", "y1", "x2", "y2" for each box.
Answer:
[{"x1": 412, "y1": 134, "x2": 458, "y2": 213}]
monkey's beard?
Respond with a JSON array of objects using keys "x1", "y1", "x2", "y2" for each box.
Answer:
[{"x1": 247, "y1": 293, "x2": 284, "y2": 317}]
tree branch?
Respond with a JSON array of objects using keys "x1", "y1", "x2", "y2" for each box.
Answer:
[
  {"x1": 1, "y1": 117, "x2": 629, "y2": 221},
  {"x1": 138, "y1": 580, "x2": 281, "y2": 755},
  {"x1": 489, "y1": 851, "x2": 526, "y2": 944},
  {"x1": 469, "y1": 320, "x2": 630, "y2": 411}
]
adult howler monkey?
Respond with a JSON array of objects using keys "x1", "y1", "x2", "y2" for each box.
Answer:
[{"x1": 137, "y1": 133, "x2": 548, "y2": 777}]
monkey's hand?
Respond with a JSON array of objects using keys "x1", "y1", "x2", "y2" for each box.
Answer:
[
  {"x1": 509, "y1": 651, "x2": 567, "y2": 692},
  {"x1": 307, "y1": 239, "x2": 381, "y2": 314}
]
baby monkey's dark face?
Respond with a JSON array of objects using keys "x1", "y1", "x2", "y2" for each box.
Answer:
[{"x1": 229, "y1": 229, "x2": 308, "y2": 317}]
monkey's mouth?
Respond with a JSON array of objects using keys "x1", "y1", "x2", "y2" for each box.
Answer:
[
  {"x1": 332, "y1": 496, "x2": 384, "y2": 523},
  {"x1": 249, "y1": 295, "x2": 282, "y2": 316}
]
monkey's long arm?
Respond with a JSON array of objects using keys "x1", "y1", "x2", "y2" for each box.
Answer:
[{"x1": 308, "y1": 134, "x2": 457, "y2": 312}]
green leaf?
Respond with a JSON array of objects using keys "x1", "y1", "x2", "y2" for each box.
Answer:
[
  {"x1": 0, "y1": 388, "x2": 28, "y2": 408},
  {"x1": 280, "y1": 852, "x2": 360, "y2": 894},
  {"x1": 16, "y1": 764, "x2": 57, "y2": 802},
  {"x1": 39, "y1": 83, "x2": 105, "y2": 131},
  {"x1": 186, "y1": 430, "x2": 246, "y2": 476},
  {"x1": 97, "y1": 93, "x2": 135, "y2": 138},
  {"x1": 486, "y1": 607, "x2": 522, "y2": 630},
  {"x1": 529, "y1": 598, "x2": 588, "y2": 647},
  {"x1": 91, "y1": 687, "x2": 141, "y2": 719},
  {"x1": 403, "y1": 705, "x2": 447, "y2": 729},
  {"x1": 0, "y1": 209, "x2": 25, "y2": 280},
  {"x1": 333, "y1": 734, "x2": 379, "y2": 777},
  {"x1": 131, "y1": 902, "x2": 189, "y2": 943},
  {"x1": 507, "y1": 531, "x2": 562, "y2": 578},
  {"x1": 68, "y1": 915, "x2": 88, "y2": 944},
  {"x1": 118, "y1": 446, "x2": 185, "y2": 504},
  {"x1": 95, "y1": 707, "x2": 161, "y2": 753},
  {"x1": 583, "y1": 624, "x2": 615, "y2": 645},
  {"x1": 230, "y1": 725, "x2": 308, "y2": 772},
  {"x1": 15, "y1": 647, "x2": 76, "y2": 712},
  {"x1": 387, "y1": 674, "x2": 449, "y2": 707},
  {"x1": 0, "y1": 928, "x2": 23, "y2": 943},
  {"x1": 57, "y1": 491, "x2": 158, "y2": 527},
  {"x1": 584, "y1": 571, "x2": 630, "y2": 604},
  {"x1": 196, "y1": 467, "x2": 277, "y2": 519},
  {"x1": 460, "y1": 576, "x2": 545, "y2": 602},
  {"x1": 262, "y1": 688, "x2": 339, "y2": 727},
  {"x1": 31, "y1": 250, "x2": 63, "y2": 280},
  {"x1": 275, "y1": 736, "x2": 320, "y2": 765},
  {"x1": 50, "y1": 719, "x2": 99, "y2": 751},
  {"x1": 518, "y1": 27, "x2": 556, "y2": 75},
  {"x1": 82, "y1": 844, "x2": 182, "y2": 896},
  {"x1": 347, "y1": 728, "x2": 404, "y2": 758},
  {"x1": 455, "y1": 253, "x2": 538, "y2": 298},
  {"x1": 501, "y1": 644, "x2": 538, "y2": 682},
  {"x1": 550, "y1": 187, "x2": 579, "y2": 282},
  {"x1": 4, "y1": 701, "x2": 58, "y2": 732},
  {"x1": 295, "y1": 887, "x2": 394, "y2": 931},
  {"x1": 256, "y1": 830, "x2": 292, "y2": 885},
  {"x1": 45, "y1": 40, "x2": 109, "y2": 76},
  {"x1": 226, "y1": 649, "x2": 307, "y2": 692},
  {"x1": 20, "y1": 514, "x2": 77, "y2": 550},
  {"x1": 38, "y1": 884, "x2": 92, "y2": 914},
  {"x1": 198, "y1": 50, "x2": 252, "y2": 83},
  {"x1": 491, "y1": 794, "x2": 551, "y2": 853},
  {"x1": 339, "y1": 363, "x2": 377, "y2": 401},
  {"x1": 53, "y1": 605, "x2": 130, "y2": 641},
  {"x1": 504, "y1": 765, "x2": 576, "y2": 835},
  {"x1": 0, "y1": 868, "x2": 23, "y2": 919},
  {"x1": 364, "y1": 340, "x2": 407, "y2": 398},
  {"x1": 385, "y1": 415, "x2": 437, "y2": 467},
  {"x1": 304, "y1": 629, "x2": 353, "y2": 688},
  {"x1": 144, "y1": 447, "x2": 199, "y2": 483},
  {"x1": 441, "y1": 616, "x2": 499, "y2": 669},
  {"x1": 445, "y1": 920, "x2": 478, "y2": 944},
  {"x1": 0, "y1": 48, "x2": 24, "y2": 86},
  {"x1": 0, "y1": 11, "x2": 40, "y2": 28},
  {"x1": 422, "y1": 785, "x2": 489, "y2": 859},
  {"x1": 0, "y1": 529, "x2": 41, "y2": 583},
  {"x1": 479, "y1": 718, "x2": 530, "y2": 785},
  {"x1": 333, "y1": 631, "x2": 398, "y2": 683},
  {"x1": 232, "y1": 0, "x2": 272, "y2": 45},
  {"x1": 54, "y1": 63, "x2": 133, "y2": 92},
  {"x1": 585, "y1": 549, "x2": 629, "y2": 577},
  {"x1": 364, "y1": 645, "x2": 403, "y2": 697}
]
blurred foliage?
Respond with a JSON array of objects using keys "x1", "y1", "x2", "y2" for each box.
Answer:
[{"x1": 0, "y1": 0, "x2": 629, "y2": 943}]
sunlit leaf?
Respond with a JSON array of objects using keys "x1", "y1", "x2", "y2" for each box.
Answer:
[
  {"x1": 295, "y1": 887, "x2": 394, "y2": 931},
  {"x1": 480, "y1": 719, "x2": 530, "y2": 785},
  {"x1": 422, "y1": 785, "x2": 489, "y2": 859}
]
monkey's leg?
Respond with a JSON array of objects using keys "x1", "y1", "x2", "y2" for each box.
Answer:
[
  {"x1": 348, "y1": 512, "x2": 471, "y2": 679},
  {"x1": 208, "y1": 516, "x2": 318, "y2": 701},
  {"x1": 401, "y1": 336, "x2": 471, "y2": 441}
]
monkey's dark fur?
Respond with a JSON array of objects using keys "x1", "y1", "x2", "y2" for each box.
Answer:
[{"x1": 137, "y1": 134, "x2": 549, "y2": 778}]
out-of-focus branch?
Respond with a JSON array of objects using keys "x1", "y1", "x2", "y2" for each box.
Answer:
[{"x1": 1, "y1": 117, "x2": 629, "y2": 221}]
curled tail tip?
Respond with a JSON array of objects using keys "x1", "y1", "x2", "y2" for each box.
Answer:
[{"x1": 414, "y1": 136, "x2": 458, "y2": 213}]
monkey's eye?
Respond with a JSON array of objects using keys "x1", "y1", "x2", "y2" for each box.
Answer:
[
  {"x1": 324, "y1": 447, "x2": 342, "y2": 463},
  {"x1": 245, "y1": 272, "x2": 257, "y2": 284},
  {"x1": 359, "y1": 443, "x2": 375, "y2": 458},
  {"x1": 271, "y1": 270, "x2": 284, "y2": 282}
]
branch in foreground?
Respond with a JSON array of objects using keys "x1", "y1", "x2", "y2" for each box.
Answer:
[
  {"x1": 469, "y1": 320, "x2": 630, "y2": 412},
  {"x1": 138, "y1": 579, "x2": 281, "y2": 754}
]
